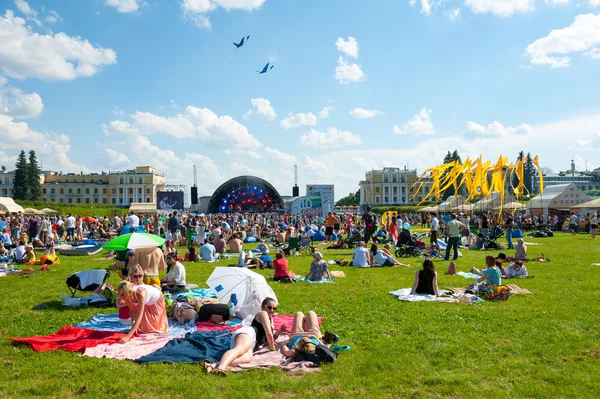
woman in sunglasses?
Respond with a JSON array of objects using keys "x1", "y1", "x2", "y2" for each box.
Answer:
[
  {"x1": 206, "y1": 297, "x2": 285, "y2": 376},
  {"x1": 117, "y1": 265, "x2": 169, "y2": 344}
]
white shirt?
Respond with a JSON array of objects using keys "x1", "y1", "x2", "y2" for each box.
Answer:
[
  {"x1": 15, "y1": 245, "x2": 26, "y2": 261},
  {"x1": 133, "y1": 284, "x2": 161, "y2": 305},
  {"x1": 66, "y1": 216, "x2": 76, "y2": 229},
  {"x1": 352, "y1": 247, "x2": 369, "y2": 267},
  {"x1": 128, "y1": 214, "x2": 140, "y2": 228},
  {"x1": 373, "y1": 250, "x2": 388, "y2": 266},
  {"x1": 165, "y1": 261, "x2": 186, "y2": 285},
  {"x1": 431, "y1": 217, "x2": 439, "y2": 231}
]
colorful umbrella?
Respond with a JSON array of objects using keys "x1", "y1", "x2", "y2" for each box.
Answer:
[
  {"x1": 102, "y1": 232, "x2": 165, "y2": 251},
  {"x1": 82, "y1": 216, "x2": 97, "y2": 223}
]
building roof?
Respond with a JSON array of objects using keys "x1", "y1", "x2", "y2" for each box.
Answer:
[
  {"x1": 129, "y1": 202, "x2": 157, "y2": 214},
  {"x1": 0, "y1": 197, "x2": 25, "y2": 214},
  {"x1": 528, "y1": 183, "x2": 591, "y2": 209}
]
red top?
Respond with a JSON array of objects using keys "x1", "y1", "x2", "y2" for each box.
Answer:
[{"x1": 273, "y1": 258, "x2": 289, "y2": 278}]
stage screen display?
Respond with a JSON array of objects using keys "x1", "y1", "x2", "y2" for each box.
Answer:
[{"x1": 157, "y1": 191, "x2": 184, "y2": 212}]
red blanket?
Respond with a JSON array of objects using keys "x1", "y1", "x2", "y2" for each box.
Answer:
[
  {"x1": 272, "y1": 314, "x2": 322, "y2": 333},
  {"x1": 9, "y1": 326, "x2": 126, "y2": 353},
  {"x1": 194, "y1": 322, "x2": 241, "y2": 331}
]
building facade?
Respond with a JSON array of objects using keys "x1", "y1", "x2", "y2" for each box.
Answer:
[
  {"x1": 543, "y1": 168, "x2": 600, "y2": 192},
  {"x1": 0, "y1": 166, "x2": 165, "y2": 207},
  {"x1": 359, "y1": 167, "x2": 432, "y2": 209}
]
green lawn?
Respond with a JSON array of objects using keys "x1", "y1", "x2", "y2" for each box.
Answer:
[{"x1": 1, "y1": 232, "x2": 599, "y2": 398}]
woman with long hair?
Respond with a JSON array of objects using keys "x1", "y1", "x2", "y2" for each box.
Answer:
[{"x1": 410, "y1": 259, "x2": 439, "y2": 296}]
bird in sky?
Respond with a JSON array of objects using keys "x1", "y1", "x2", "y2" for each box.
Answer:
[
  {"x1": 258, "y1": 63, "x2": 274, "y2": 74},
  {"x1": 233, "y1": 35, "x2": 250, "y2": 48}
]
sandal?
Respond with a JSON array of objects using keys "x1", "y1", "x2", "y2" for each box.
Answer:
[
  {"x1": 203, "y1": 362, "x2": 214, "y2": 375},
  {"x1": 213, "y1": 368, "x2": 227, "y2": 377}
]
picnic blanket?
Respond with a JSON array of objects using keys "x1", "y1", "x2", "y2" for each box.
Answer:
[
  {"x1": 76, "y1": 313, "x2": 197, "y2": 336},
  {"x1": 219, "y1": 334, "x2": 321, "y2": 373},
  {"x1": 136, "y1": 330, "x2": 231, "y2": 364},
  {"x1": 448, "y1": 284, "x2": 532, "y2": 295},
  {"x1": 298, "y1": 277, "x2": 337, "y2": 284},
  {"x1": 456, "y1": 271, "x2": 480, "y2": 279},
  {"x1": 9, "y1": 326, "x2": 125, "y2": 353},
  {"x1": 389, "y1": 288, "x2": 457, "y2": 303},
  {"x1": 83, "y1": 333, "x2": 174, "y2": 360}
]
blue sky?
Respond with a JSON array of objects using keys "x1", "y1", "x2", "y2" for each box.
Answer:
[{"x1": 1, "y1": 0, "x2": 600, "y2": 200}]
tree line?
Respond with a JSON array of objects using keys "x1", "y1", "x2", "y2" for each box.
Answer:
[{"x1": 13, "y1": 150, "x2": 42, "y2": 201}]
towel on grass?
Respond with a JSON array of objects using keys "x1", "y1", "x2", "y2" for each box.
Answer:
[
  {"x1": 218, "y1": 334, "x2": 321, "y2": 373},
  {"x1": 297, "y1": 277, "x2": 336, "y2": 284},
  {"x1": 136, "y1": 330, "x2": 231, "y2": 364},
  {"x1": 184, "y1": 288, "x2": 217, "y2": 299},
  {"x1": 389, "y1": 288, "x2": 456, "y2": 303},
  {"x1": 456, "y1": 271, "x2": 480, "y2": 279},
  {"x1": 271, "y1": 314, "x2": 322, "y2": 334},
  {"x1": 9, "y1": 326, "x2": 125, "y2": 353},
  {"x1": 76, "y1": 313, "x2": 197, "y2": 336},
  {"x1": 83, "y1": 333, "x2": 174, "y2": 360},
  {"x1": 195, "y1": 319, "x2": 242, "y2": 332}
]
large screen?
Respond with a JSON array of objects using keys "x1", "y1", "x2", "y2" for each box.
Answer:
[{"x1": 157, "y1": 191, "x2": 184, "y2": 212}]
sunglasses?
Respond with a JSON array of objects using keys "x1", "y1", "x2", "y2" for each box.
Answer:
[
  {"x1": 132, "y1": 274, "x2": 143, "y2": 278},
  {"x1": 267, "y1": 305, "x2": 277, "y2": 311}
]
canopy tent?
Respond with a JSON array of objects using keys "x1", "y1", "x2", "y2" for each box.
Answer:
[
  {"x1": 449, "y1": 203, "x2": 474, "y2": 213},
  {"x1": 418, "y1": 205, "x2": 439, "y2": 213},
  {"x1": 492, "y1": 202, "x2": 527, "y2": 212},
  {"x1": 23, "y1": 208, "x2": 43, "y2": 215},
  {"x1": 41, "y1": 208, "x2": 59, "y2": 215},
  {"x1": 527, "y1": 183, "x2": 591, "y2": 210},
  {"x1": 570, "y1": 198, "x2": 600, "y2": 210},
  {"x1": 129, "y1": 202, "x2": 157, "y2": 214},
  {"x1": 0, "y1": 198, "x2": 24, "y2": 214},
  {"x1": 437, "y1": 195, "x2": 466, "y2": 212}
]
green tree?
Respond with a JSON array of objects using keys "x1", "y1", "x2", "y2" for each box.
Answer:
[
  {"x1": 441, "y1": 149, "x2": 463, "y2": 199},
  {"x1": 26, "y1": 150, "x2": 42, "y2": 201},
  {"x1": 13, "y1": 150, "x2": 28, "y2": 200},
  {"x1": 524, "y1": 153, "x2": 535, "y2": 194},
  {"x1": 336, "y1": 189, "x2": 360, "y2": 206}
]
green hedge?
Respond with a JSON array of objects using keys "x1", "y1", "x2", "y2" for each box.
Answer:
[{"x1": 15, "y1": 200, "x2": 129, "y2": 217}]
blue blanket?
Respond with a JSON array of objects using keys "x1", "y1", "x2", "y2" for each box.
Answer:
[
  {"x1": 456, "y1": 271, "x2": 480, "y2": 279},
  {"x1": 76, "y1": 313, "x2": 197, "y2": 336},
  {"x1": 298, "y1": 277, "x2": 336, "y2": 284},
  {"x1": 136, "y1": 330, "x2": 231, "y2": 364}
]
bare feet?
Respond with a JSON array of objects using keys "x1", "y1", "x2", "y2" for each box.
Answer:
[{"x1": 204, "y1": 362, "x2": 214, "y2": 375}]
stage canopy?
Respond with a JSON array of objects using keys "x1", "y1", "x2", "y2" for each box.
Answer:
[{"x1": 207, "y1": 176, "x2": 284, "y2": 214}]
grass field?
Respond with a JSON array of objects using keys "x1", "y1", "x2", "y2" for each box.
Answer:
[{"x1": 1, "y1": 232, "x2": 599, "y2": 398}]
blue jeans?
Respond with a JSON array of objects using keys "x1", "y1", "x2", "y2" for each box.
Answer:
[
  {"x1": 506, "y1": 228, "x2": 514, "y2": 249},
  {"x1": 444, "y1": 236, "x2": 460, "y2": 260}
]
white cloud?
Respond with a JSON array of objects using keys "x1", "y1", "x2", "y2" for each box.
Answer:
[
  {"x1": 104, "y1": 106, "x2": 262, "y2": 150},
  {"x1": 169, "y1": 99, "x2": 178, "y2": 109},
  {"x1": 349, "y1": 108, "x2": 384, "y2": 119},
  {"x1": 392, "y1": 107, "x2": 435, "y2": 135},
  {"x1": 263, "y1": 147, "x2": 296, "y2": 164},
  {"x1": 103, "y1": 147, "x2": 130, "y2": 166},
  {"x1": 409, "y1": 0, "x2": 433, "y2": 16},
  {"x1": 14, "y1": 0, "x2": 36, "y2": 17},
  {"x1": 45, "y1": 10, "x2": 62, "y2": 24},
  {"x1": 584, "y1": 47, "x2": 600, "y2": 59},
  {"x1": 0, "y1": 114, "x2": 87, "y2": 172},
  {"x1": 0, "y1": 80, "x2": 43, "y2": 119},
  {"x1": 525, "y1": 14, "x2": 600, "y2": 68},
  {"x1": 300, "y1": 128, "x2": 362, "y2": 147},
  {"x1": 280, "y1": 112, "x2": 317, "y2": 129},
  {"x1": 334, "y1": 56, "x2": 366, "y2": 84},
  {"x1": 0, "y1": 10, "x2": 117, "y2": 80},
  {"x1": 544, "y1": 0, "x2": 569, "y2": 5},
  {"x1": 318, "y1": 106, "x2": 334, "y2": 119},
  {"x1": 181, "y1": 0, "x2": 267, "y2": 30},
  {"x1": 250, "y1": 97, "x2": 277, "y2": 121},
  {"x1": 464, "y1": 0, "x2": 534, "y2": 17},
  {"x1": 592, "y1": 0, "x2": 600, "y2": 7},
  {"x1": 113, "y1": 106, "x2": 124, "y2": 116},
  {"x1": 335, "y1": 36, "x2": 359, "y2": 59},
  {"x1": 104, "y1": 0, "x2": 142, "y2": 13},
  {"x1": 466, "y1": 120, "x2": 533, "y2": 136},
  {"x1": 447, "y1": 8, "x2": 461, "y2": 20}
]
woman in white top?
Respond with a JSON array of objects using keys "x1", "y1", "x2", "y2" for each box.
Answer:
[
  {"x1": 591, "y1": 214, "x2": 598, "y2": 239},
  {"x1": 352, "y1": 241, "x2": 371, "y2": 267},
  {"x1": 369, "y1": 243, "x2": 401, "y2": 267},
  {"x1": 197, "y1": 215, "x2": 207, "y2": 244},
  {"x1": 117, "y1": 265, "x2": 169, "y2": 343}
]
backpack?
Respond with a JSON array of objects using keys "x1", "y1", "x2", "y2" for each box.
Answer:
[
  {"x1": 365, "y1": 213, "x2": 376, "y2": 231},
  {"x1": 294, "y1": 344, "x2": 337, "y2": 365},
  {"x1": 169, "y1": 301, "x2": 198, "y2": 324}
]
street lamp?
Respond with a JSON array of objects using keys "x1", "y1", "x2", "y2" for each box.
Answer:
[{"x1": 571, "y1": 159, "x2": 575, "y2": 183}]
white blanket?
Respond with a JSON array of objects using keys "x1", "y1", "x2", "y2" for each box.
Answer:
[{"x1": 388, "y1": 288, "x2": 456, "y2": 302}]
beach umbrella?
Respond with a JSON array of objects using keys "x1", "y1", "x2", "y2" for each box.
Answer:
[
  {"x1": 206, "y1": 267, "x2": 278, "y2": 306},
  {"x1": 102, "y1": 232, "x2": 165, "y2": 251},
  {"x1": 40, "y1": 208, "x2": 59, "y2": 215},
  {"x1": 23, "y1": 208, "x2": 42, "y2": 215},
  {"x1": 82, "y1": 216, "x2": 97, "y2": 223}
]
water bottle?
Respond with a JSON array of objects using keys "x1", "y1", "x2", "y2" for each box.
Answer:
[{"x1": 228, "y1": 293, "x2": 238, "y2": 317}]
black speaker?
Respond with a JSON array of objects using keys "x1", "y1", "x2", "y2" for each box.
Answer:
[
  {"x1": 292, "y1": 185, "x2": 299, "y2": 197},
  {"x1": 191, "y1": 186, "x2": 198, "y2": 205}
]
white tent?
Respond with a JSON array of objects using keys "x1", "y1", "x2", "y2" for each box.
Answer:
[
  {"x1": 0, "y1": 197, "x2": 24, "y2": 214},
  {"x1": 528, "y1": 183, "x2": 591, "y2": 209},
  {"x1": 129, "y1": 202, "x2": 157, "y2": 214},
  {"x1": 571, "y1": 198, "x2": 600, "y2": 210},
  {"x1": 437, "y1": 195, "x2": 466, "y2": 212}
]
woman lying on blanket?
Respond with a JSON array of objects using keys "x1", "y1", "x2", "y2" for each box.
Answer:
[
  {"x1": 410, "y1": 259, "x2": 439, "y2": 296},
  {"x1": 326, "y1": 238, "x2": 347, "y2": 250},
  {"x1": 205, "y1": 297, "x2": 286, "y2": 376},
  {"x1": 117, "y1": 265, "x2": 169, "y2": 343},
  {"x1": 281, "y1": 311, "x2": 337, "y2": 359},
  {"x1": 369, "y1": 243, "x2": 402, "y2": 267}
]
